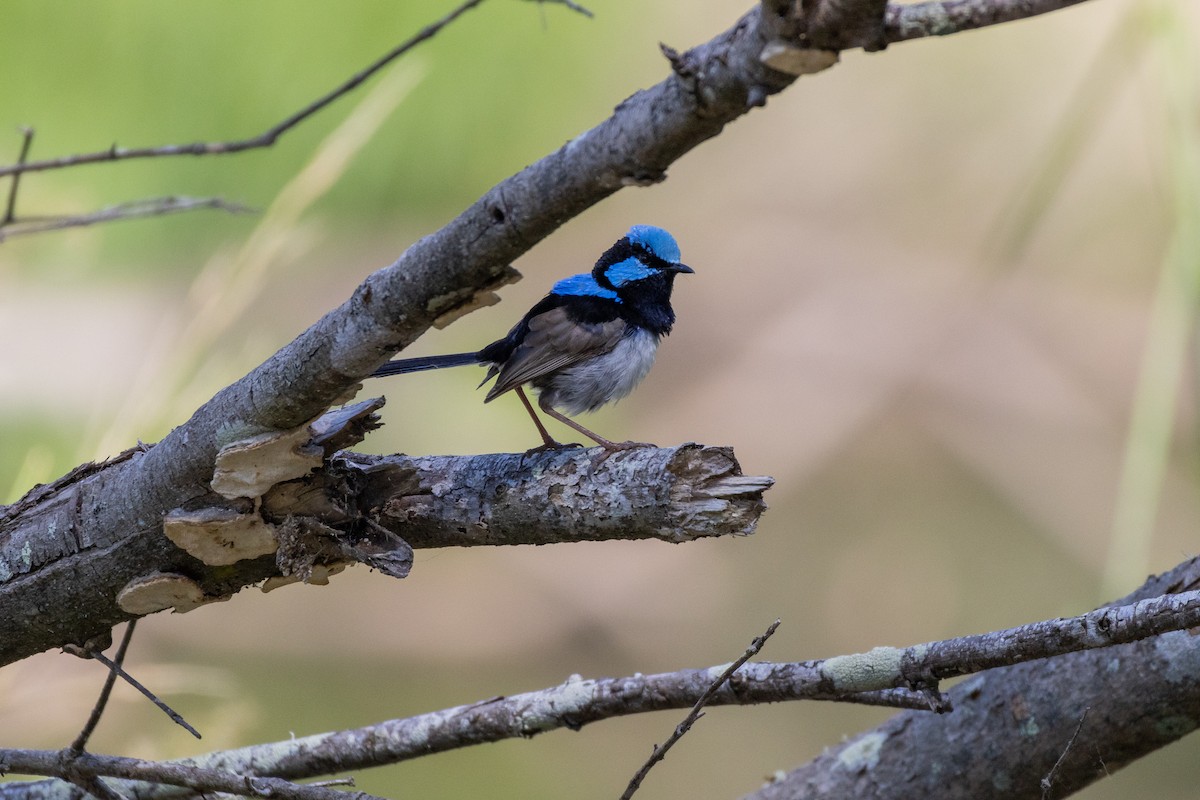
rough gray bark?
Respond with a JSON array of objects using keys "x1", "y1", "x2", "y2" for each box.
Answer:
[
  {"x1": 743, "y1": 557, "x2": 1200, "y2": 800},
  {"x1": 325, "y1": 444, "x2": 769, "y2": 548}
]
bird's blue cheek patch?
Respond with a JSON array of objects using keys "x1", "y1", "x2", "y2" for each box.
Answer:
[
  {"x1": 604, "y1": 257, "x2": 655, "y2": 287},
  {"x1": 551, "y1": 273, "x2": 620, "y2": 301}
]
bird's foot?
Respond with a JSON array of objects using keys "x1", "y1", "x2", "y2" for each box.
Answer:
[
  {"x1": 519, "y1": 440, "x2": 583, "y2": 466},
  {"x1": 599, "y1": 440, "x2": 655, "y2": 451},
  {"x1": 588, "y1": 439, "x2": 656, "y2": 465}
]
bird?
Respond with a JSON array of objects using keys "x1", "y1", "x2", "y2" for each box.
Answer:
[{"x1": 371, "y1": 224, "x2": 693, "y2": 451}]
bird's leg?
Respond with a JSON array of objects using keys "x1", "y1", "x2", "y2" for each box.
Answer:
[
  {"x1": 537, "y1": 394, "x2": 653, "y2": 452},
  {"x1": 516, "y1": 387, "x2": 562, "y2": 450}
]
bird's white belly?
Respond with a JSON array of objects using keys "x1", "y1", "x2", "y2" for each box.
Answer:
[{"x1": 545, "y1": 328, "x2": 660, "y2": 415}]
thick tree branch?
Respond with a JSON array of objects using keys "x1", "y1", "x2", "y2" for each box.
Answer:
[
  {"x1": 4, "y1": 588, "x2": 1198, "y2": 800},
  {"x1": 320, "y1": 444, "x2": 771, "y2": 548},
  {"x1": 0, "y1": 395, "x2": 770, "y2": 666},
  {"x1": 746, "y1": 558, "x2": 1200, "y2": 799}
]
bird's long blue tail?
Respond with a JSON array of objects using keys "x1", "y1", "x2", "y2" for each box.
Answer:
[{"x1": 371, "y1": 352, "x2": 481, "y2": 377}]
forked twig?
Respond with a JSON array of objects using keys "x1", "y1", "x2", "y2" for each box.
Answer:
[
  {"x1": 620, "y1": 619, "x2": 781, "y2": 800},
  {"x1": 70, "y1": 622, "x2": 137, "y2": 754},
  {"x1": 86, "y1": 649, "x2": 202, "y2": 740},
  {"x1": 69, "y1": 620, "x2": 202, "y2": 743}
]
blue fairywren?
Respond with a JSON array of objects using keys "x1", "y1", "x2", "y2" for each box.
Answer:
[{"x1": 372, "y1": 225, "x2": 693, "y2": 450}]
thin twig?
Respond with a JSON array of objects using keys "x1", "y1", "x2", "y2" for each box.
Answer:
[
  {"x1": 0, "y1": 0, "x2": 488, "y2": 179},
  {"x1": 1040, "y1": 707, "x2": 1090, "y2": 799},
  {"x1": 0, "y1": 196, "x2": 251, "y2": 242},
  {"x1": 3, "y1": 126, "x2": 33, "y2": 224},
  {"x1": 70, "y1": 621, "x2": 137, "y2": 754},
  {"x1": 620, "y1": 620, "x2": 781, "y2": 800},
  {"x1": 87, "y1": 650, "x2": 202, "y2": 740}
]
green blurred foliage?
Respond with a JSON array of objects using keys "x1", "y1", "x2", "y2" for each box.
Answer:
[{"x1": 3, "y1": 1, "x2": 1200, "y2": 798}]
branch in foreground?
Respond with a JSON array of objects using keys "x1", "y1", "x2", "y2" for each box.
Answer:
[
  {"x1": 3, "y1": 588, "x2": 1197, "y2": 800},
  {"x1": 747, "y1": 560, "x2": 1200, "y2": 800}
]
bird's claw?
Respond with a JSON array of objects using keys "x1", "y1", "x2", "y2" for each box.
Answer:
[
  {"x1": 588, "y1": 440, "x2": 656, "y2": 465},
  {"x1": 600, "y1": 440, "x2": 655, "y2": 451},
  {"x1": 519, "y1": 440, "x2": 583, "y2": 467}
]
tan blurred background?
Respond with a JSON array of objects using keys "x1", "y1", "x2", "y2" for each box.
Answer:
[{"x1": 2, "y1": 0, "x2": 1198, "y2": 797}]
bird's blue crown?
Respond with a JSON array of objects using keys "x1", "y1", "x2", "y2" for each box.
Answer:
[{"x1": 626, "y1": 224, "x2": 681, "y2": 264}]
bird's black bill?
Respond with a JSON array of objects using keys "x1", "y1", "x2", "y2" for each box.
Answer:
[{"x1": 672, "y1": 263, "x2": 694, "y2": 274}]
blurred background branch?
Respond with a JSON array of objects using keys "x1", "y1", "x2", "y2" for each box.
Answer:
[
  {"x1": 0, "y1": 0, "x2": 485, "y2": 244},
  {"x1": 0, "y1": 0, "x2": 485, "y2": 181},
  {"x1": 0, "y1": 196, "x2": 252, "y2": 243}
]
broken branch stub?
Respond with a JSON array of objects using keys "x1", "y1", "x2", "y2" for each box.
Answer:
[{"x1": 334, "y1": 443, "x2": 774, "y2": 549}]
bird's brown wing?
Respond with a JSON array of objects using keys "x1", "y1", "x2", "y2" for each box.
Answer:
[{"x1": 483, "y1": 307, "x2": 626, "y2": 402}]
